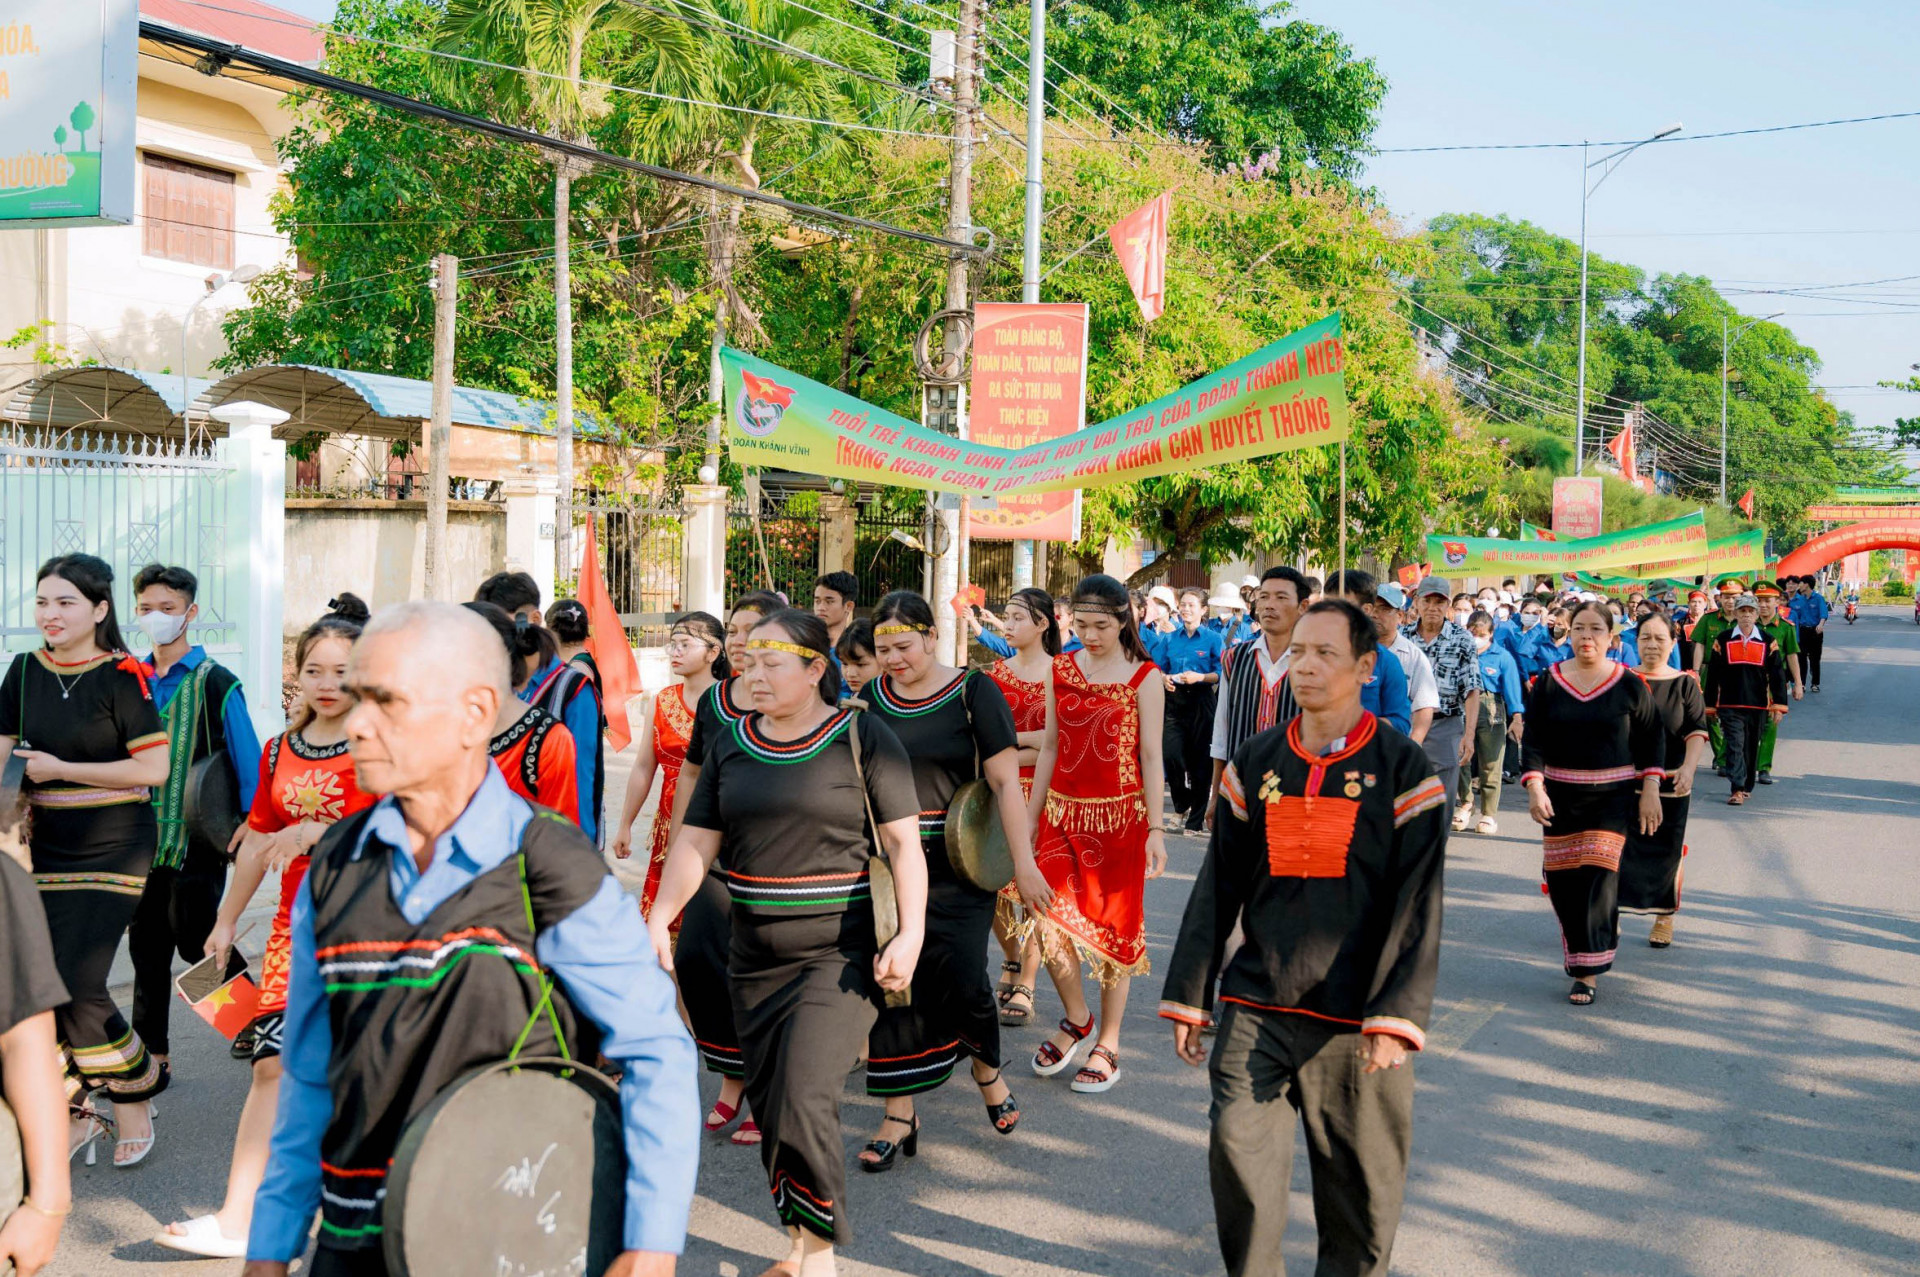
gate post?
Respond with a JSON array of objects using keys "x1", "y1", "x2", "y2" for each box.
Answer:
[
  {"x1": 818, "y1": 493, "x2": 856, "y2": 577},
  {"x1": 502, "y1": 476, "x2": 559, "y2": 607},
  {"x1": 684, "y1": 483, "x2": 728, "y2": 615},
  {"x1": 224, "y1": 419, "x2": 287, "y2": 739}
]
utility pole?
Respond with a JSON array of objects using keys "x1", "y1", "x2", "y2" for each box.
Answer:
[
  {"x1": 424, "y1": 253, "x2": 457, "y2": 600},
  {"x1": 1010, "y1": 0, "x2": 1045, "y2": 594},
  {"x1": 929, "y1": 0, "x2": 979, "y2": 664},
  {"x1": 555, "y1": 157, "x2": 586, "y2": 588}
]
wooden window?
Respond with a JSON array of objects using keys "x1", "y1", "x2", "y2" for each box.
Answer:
[{"x1": 141, "y1": 154, "x2": 235, "y2": 269}]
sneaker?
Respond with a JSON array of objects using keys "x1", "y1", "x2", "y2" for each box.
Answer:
[
  {"x1": 1451, "y1": 803, "x2": 1472, "y2": 832},
  {"x1": 1757, "y1": 771, "x2": 1773, "y2": 785},
  {"x1": 1811, "y1": 684, "x2": 1820, "y2": 693}
]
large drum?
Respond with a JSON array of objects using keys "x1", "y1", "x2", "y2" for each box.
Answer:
[{"x1": 383, "y1": 1058, "x2": 625, "y2": 1277}]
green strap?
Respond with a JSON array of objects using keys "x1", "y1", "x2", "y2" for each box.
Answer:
[
  {"x1": 152, "y1": 661, "x2": 212, "y2": 870},
  {"x1": 508, "y1": 847, "x2": 572, "y2": 1069}
]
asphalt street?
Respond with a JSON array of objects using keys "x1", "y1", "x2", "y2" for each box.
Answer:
[{"x1": 44, "y1": 607, "x2": 1920, "y2": 1276}]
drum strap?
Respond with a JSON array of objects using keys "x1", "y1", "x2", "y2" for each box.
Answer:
[
  {"x1": 845, "y1": 712, "x2": 910, "y2": 1009},
  {"x1": 508, "y1": 849, "x2": 573, "y2": 1069}
]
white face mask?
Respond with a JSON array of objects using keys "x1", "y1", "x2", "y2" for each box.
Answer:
[
  {"x1": 1519, "y1": 611, "x2": 1541, "y2": 630},
  {"x1": 137, "y1": 610, "x2": 189, "y2": 645},
  {"x1": 1495, "y1": 605, "x2": 1513, "y2": 621}
]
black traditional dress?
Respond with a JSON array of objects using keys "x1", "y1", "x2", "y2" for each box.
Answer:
[
  {"x1": 0, "y1": 650, "x2": 169, "y2": 1101},
  {"x1": 680, "y1": 676, "x2": 752, "y2": 1078},
  {"x1": 684, "y1": 707, "x2": 919, "y2": 1243},
  {"x1": 1518, "y1": 664, "x2": 1665, "y2": 978},
  {"x1": 1619, "y1": 675, "x2": 1710, "y2": 916},
  {"x1": 862, "y1": 671, "x2": 1017, "y2": 1098}
]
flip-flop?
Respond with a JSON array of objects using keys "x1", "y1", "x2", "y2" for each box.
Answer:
[{"x1": 154, "y1": 1215, "x2": 248, "y2": 1258}]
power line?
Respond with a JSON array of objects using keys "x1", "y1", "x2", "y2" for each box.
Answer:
[{"x1": 1372, "y1": 107, "x2": 1920, "y2": 154}]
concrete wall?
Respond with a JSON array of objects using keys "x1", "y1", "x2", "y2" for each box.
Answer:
[{"x1": 283, "y1": 499, "x2": 506, "y2": 633}]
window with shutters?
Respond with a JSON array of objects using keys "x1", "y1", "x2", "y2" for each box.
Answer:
[{"x1": 141, "y1": 154, "x2": 236, "y2": 270}]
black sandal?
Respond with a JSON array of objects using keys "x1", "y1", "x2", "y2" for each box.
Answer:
[
  {"x1": 858, "y1": 1114, "x2": 919, "y2": 1173},
  {"x1": 1568, "y1": 980, "x2": 1597, "y2": 1006},
  {"x1": 998, "y1": 985, "x2": 1034, "y2": 1026},
  {"x1": 994, "y1": 960, "x2": 1021, "y2": 1001},
  {"x1": 974, "y1": 1067, "x2": 1020, "y2": 1134}
]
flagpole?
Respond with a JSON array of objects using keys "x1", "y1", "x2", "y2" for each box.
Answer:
[{"x1": 1338, "y1": 441, "x2": 1347, "y2": 585}]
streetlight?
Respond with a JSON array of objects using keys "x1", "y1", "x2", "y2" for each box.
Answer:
[
  {"x1": 1576, "y1": 123, "x2": 1681, "y2": 473},
  {"x1": 1722, "y1": 310, "x2": 1783, "y2": 504},
  {"x1": 181, "y1": 264, "x2": 261, "y2": 440}
]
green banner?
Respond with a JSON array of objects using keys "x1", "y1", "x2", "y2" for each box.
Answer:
[
  {"x1": 723, "y1": 314, "x2": 1349, "y2": 497},
  {"x1": 1428, "y1": 511, "x2": 1709, "y2": 576}
]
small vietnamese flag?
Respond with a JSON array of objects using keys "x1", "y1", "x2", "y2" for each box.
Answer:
[
  {"x1": 1109, "y1": 192, "x2": 1172, "y2": 323},
  {"x1": 1737, "y1": 488, "x2": 1756, "y2": 519},
  {"x1": 579, "y1": 520, "x2": 641, "y2": 751}
]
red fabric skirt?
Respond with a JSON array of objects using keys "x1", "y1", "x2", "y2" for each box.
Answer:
[
  {"x1": 1032, "y1": 787, "x2": 1150, "y2": 983},
  {"x1": 255, "y1": 853, "x2": 312, "y2": 1018}
]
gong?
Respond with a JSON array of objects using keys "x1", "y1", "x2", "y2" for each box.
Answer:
[
  {"x1": 383, "y1": 1058, "x2": 625, "y2": 1277},
  {"x1": 182, "y1": 749, "x2": 243, "y2": 860},
  {"x1": 944, "y1": 779, "x2": 1013, "y2": 893}
]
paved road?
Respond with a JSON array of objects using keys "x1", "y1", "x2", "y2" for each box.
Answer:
[{"x1": 44, "y1": 608, "x2": 1920, "y2": 1276}]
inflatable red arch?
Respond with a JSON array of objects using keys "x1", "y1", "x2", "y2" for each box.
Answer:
[{"x1": 1775, "y1": 520, "x2": 1920, "y2": 578}]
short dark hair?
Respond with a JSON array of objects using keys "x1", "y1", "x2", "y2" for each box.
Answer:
[
  {"x1": 836, "y1": 617, "x2": 875, "y2": 661},
  {"x1": 1467, "y1": 609, "x2": 1495, "y2": 632},
  {"x1": 475, "y1": 570, "x2": 541, "y2": 615},
  {"x1": 1300, "y1": 598, "x2": 1377, "y2": 660},
  {"x1": 1260, "y1": 565, "x2": 1312, "y2": 603},
  {"x1": 1321, "y1": 568, "x2": 1375, "y2": 608},
  {"x1": 133, "y1": 563, "x2": 198, "y2": 601},
  {"x1": 545, "y1": 598, "x2": 589, "y2": 643},
  {"x1": 816, "y1": 571, "x2": 859, "y2": 605}
]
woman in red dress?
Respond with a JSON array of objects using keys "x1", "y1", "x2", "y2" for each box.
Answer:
[
  {"x1": 1026, "y1": 575, "x2": 1167, "y2": 1094},
  {"x1": 465, "y1": 601, "x2": 580, "y2": 821},
  {"x1": 612, "y1": 611, "x2": 727, "y2": 927},
  {"x1": 159, "y1": 598, "x2": 374, "y2": 1258},
  {"x1": 987, "y1": 587, "x2": 1060, "y2": 1027}
]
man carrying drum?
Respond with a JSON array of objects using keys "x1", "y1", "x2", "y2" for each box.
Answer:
[{"x1": 243, "y1": 602, "x2": 698, "y2": 1277}]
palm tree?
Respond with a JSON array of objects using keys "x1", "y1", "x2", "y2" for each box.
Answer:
[{"x1": 435, "y1": 0, "x2": 695, "y2": 580}]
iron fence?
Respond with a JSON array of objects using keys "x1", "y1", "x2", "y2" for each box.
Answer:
[{"x1": 582, "y1": 498, "x2": 687, "y2": 647}]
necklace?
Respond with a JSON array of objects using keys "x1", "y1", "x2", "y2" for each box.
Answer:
[{"x1": 49, "y1": 663, "x2": 91, "y2": 700}]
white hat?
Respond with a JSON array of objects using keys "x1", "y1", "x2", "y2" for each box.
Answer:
[
  {"x1": 1240, "y1": 574, "x2": 1260, "y2": 590},
  {"x1": 1208, "y1": 588, "x2": 1246, "y2": 610},
  {"x1": 1148, "y1": 585, "x2": 1178, "y2": 612},
  {"x1": 1377, "y1": 582, "x2": 1410, "y2": 610}
]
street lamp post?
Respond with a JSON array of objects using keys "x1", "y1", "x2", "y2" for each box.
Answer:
[
  {"x1": 1721, "y1": 310, "x2": 1784, "y2": 504},
  {"x1": 1576, "y1": 123, "x2": 1681, "y2": 473},
  {"x1": 180, "y1": 264, "x2": 260, "y2": 441}
]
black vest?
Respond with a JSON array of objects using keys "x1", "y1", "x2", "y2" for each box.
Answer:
[
  {"x1": 1220, "y1": 638, "x2": 1297, "y2": 762},
  {"x1": 304, "y1": 804, "x2": 608, "y2": 1251}
]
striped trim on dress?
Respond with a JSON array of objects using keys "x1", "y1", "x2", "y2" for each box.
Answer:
[
  {"x1": 721, "y1": 868, "x2": 872, "y2": 910},
  {"x1": 28, "y1": 786, "x2": 151, "y2": 810},
  {"x1": 866, "y1": 1039, "x2": 961, "y2": 1095},
  {"x1": 34, "y1": 870, "x2": 147, "y2": 896},
  {"x1": 315, "y1": 926, "x2": 538, "y2": 994}
]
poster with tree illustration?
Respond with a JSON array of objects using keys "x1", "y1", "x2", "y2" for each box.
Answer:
[{"x1": 0, "y1": 0, "x2": 135, "y2": 226}]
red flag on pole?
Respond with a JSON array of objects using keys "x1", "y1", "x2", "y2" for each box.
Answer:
[
  {"x1": 577, "y1": 520, "x2": 640, "y2": 751},
  {"x1": 1737, "y1": 488, "x2": 1756, "y2": 519},
  {"x1": 1605, "y1": 421, "x2": 1637, "y2": 480},
  {"x1": 1109, "y1": 192, "x2": 1172, "y2": 323}
]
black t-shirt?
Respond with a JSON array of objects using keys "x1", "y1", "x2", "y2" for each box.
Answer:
[
  {"x1": 865, "y1": 670, "x2": 1018, "y2": 815},
  {"x1": 684, "y1": 709, "x2": 919, "y2": 918},
  {"x1": 685, "y1": 676, "x2": 751, "y2": 769},
  {"x1": 0, "y1": 650, "x2": 167, "y2": 780},
  {"x1": 0, "y1": 853, "x2": 69, "y2": 1035}
]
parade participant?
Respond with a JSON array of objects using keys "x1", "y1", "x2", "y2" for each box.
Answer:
[
  {"x1": 1450, "y1": 592, "x2": 1474, "y2": 627},
  {"x1": 0, "y1": 555, "x2": 169, "y2": 1167},
  {"x1": 1753, "y1": 582, "x2": 1805, "y2": 786},
  {"x1": 835, "y1": 620, "x2": 880, "y2": 697},
  {"x1": 1458, "y1": 611, "x2": 1525, "y2": 836},
  {"x1": 1402, "y1": 577, "x2": 1481, "y2": 802},
  {"x1": 1161, "y1": 599, "x2": 1446, "y2": 1277},
  {"x1": 860, "y1": 591, "x2": 1039, "y2": 1162},
  {"x1": 1702, "y1": 594, "x2": 1792, "y2": 806},
  {"x1": 1493, "y1": 595, "x2": 1538, "y2": 666},
  {"x1": 649, "y1": 609, "x2": 925, "y2": 1275},
  {"x1": 1618, "y1": 612, "x2": 1710, "y2": 949},
  {"x1": 243, "y1": 602, "x2": 697, "y2": 1277},
  {"x1": 1369, "y1": 584, "x2": 1438, "y2": 742},
  {"x1": 547, "y1": 599, "x2": 599, "y2": 690},
  {"x1": 0, "y1": 842, "x2": 73, "y2": 1277},
  {"x1": 985, "y1": 588, "x2": 1059, "y2": 1027},
  {"x1": 1208, "y1": 587, "x2": 1256, "y2": 646},
  {"x1": 547, "y1": 598, "x2": 609, "y2": 821},
  {"x1": 1322, "y1": 571, "x2": 1413, "y2": 736},
  {"x1": 464, "y1": 602, "x2": 582, "y2": 823},
  {"x1": 1161, "y1": 587, "x2": 1224, "y2": 833},
  {"x1": 1789, "y1": 575, "x2": 1829, "y2": 692},
  {"x1": 1140, "y1": 585, "x2": 1179, "y2": 667},
  {"x1": 1205, "y1": 569, "x2": 1310, "y2": 830},
  {"x1": 1522, "y1": 606, "x2": 1573, "y2": 681},
  {"x1": 611, "y1": 612, "x2": 727, "y2": 929},
  {"x1": 1678, "y1": 591, "x2": 1710, "y2": 673},
  {"x1": 669, "y1": 590, "x2": 784, "y2": 1142},
  {"x1": 127, "y1": 563, "x2": 262, "y2": 1074},
  {"x1": 159, "y1": 600, "x2": 374, "y2": 1259},
  {"x1": 1028, "y1": 575, "x2": 1167, "y2": 1094},
  {"x1": 1694, "y1": 581, "x2": 1745, "y2": 773},
  {"x1": 813, "y1": 570, "x2": 859, "y2": 650},
  {"x1": 1519, "y1": 600, "x2": 1665, "y2": 1005}
]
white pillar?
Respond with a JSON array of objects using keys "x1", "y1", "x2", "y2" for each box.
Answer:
[
  {"x1": 221, "y1": 418, "x2": 286, "y2": 740},
  {"x1": 683, "y1": 483, "x2": 729, "y2": 617},
  {"x1": 502, "y1": 476, "x2": 559, "y2": 607}
]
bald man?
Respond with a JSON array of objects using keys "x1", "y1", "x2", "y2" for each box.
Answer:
[{"x1": 244, "y1": 602, "x2": 697, "y2": 1277}]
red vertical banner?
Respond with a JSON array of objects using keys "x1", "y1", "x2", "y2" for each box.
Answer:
[
  {"x1": 966, "y1": 302, "x2": 1089, "y2": 542},
  {"x1": 578, "y1": 520, "x2": 640, "y2": 750},
  {"x1": 1552, "y1": 476, "x2": 1604, "y2": 539},
  {"x1": 1109, "y1": 193, "x2": 1171, "y2": 323}
]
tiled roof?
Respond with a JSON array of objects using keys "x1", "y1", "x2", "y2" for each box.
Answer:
[{"x1": 140, "y1": 0, "x2": 325, "y2": 65}]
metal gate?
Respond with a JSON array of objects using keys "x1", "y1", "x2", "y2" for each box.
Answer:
[
  {"x1": 582, "y1": 499, "x2": 687, "y2": 646},
  {"x1": 727, "y1": 491, "x2": 821, "y2": 605}
]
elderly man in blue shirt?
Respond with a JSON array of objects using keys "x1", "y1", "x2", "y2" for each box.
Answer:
[{"x1": 243, "y1": 602, "x2": 697, "y2": 1277}]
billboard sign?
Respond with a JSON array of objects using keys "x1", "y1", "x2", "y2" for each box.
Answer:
[
  {"x1": 0, "y1": 0, "x2": 137, "y2": 226},
  {"x1": 966, "y1": 302, "x2": 1088, "y2": 542},
  {"x1": 1551, "y1": 476, "x2": 1603, "y2": 539}
]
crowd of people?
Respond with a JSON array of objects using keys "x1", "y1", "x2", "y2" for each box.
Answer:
[{"x1": 0, "y1": 548, "x2": 1827, "y2": 1277}]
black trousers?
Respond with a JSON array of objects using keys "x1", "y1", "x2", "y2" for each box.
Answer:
[
  {"x1": 310, "y1": 1246, "x2": 390, "y2": 1277},
  {"x1": 1208, "y1": 1003, "x2": 1414, "y2": 1277},
  {"x1": 1720, "y1": 707, "x2": 1766, "y2": 795},
  {"x1": 1797, "y1": 625, "x2": 1823, "y2": 686},
  {"x1": 1164, "y1": 683, "x2": 1217, "y2": 822},
  {"x1": 128, "y1": 849, "x2": 232, "y2": 1056}
]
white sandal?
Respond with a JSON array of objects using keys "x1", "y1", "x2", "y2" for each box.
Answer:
[
  {"x1": 113, "y1": 1101, "x2": 157, "y2": 1169},
  {"x1": 69, "y1": 1106, "x2": 110, "y2": 1167},
  {"x1": 1476, "y1": 816, "x2": 1499, "y2": 835},
  {"x1": 154, "y1": 1214, "x2": 248, "y2": 1258}
]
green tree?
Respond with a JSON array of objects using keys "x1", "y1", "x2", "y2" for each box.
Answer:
[
  {"x1": 69, "y1": 101, "x2": 95, "y2": 151},
  {"x1": 53, "y1": 124, "x2": 66, "y2": 151}
]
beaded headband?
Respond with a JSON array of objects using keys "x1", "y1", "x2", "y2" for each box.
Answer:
[
  {"x1": 1071, "y1": 603, "x2": 1127, "y2": 618},
  {"x1": 746, "y1": 638, "x2": 823, "y2": 660},
  {"x1": 873, "y1": 623, "x2": 928, "y2": 636}
]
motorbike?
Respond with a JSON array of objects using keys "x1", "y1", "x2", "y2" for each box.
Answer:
[{"x1": 1845, "y1": 599, "x2": 1857, "y2": 624}]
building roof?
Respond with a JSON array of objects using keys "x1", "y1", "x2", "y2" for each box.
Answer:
[
  {"x1": 139, "y1": 0, "x2": 325, "y2": 65},
  {"x1": 0, "y1": 368, "x2": 218, "y2": 437}
]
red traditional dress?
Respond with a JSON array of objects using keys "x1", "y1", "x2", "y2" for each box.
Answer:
[
  {"x1": 989, "y1": 658, "x2": 1049, "y2": 930},
  {"x1": 1032, "y1": 653, "x2": 1156, "y2": 983},
  {"x1": 247, "y1": 730, "x2": 376, "y2": 1049},
  {"x1": 642, "y1": 683, "x2": 696, "y2": 928},
  {"x1": 488, "y1": 705, "x2": 579, "y2": 823}
]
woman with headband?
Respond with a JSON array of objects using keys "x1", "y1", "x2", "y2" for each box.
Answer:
[
  {"x1": 649, "y1": 609, "x2": 926, "y2": 1276},
  {"x1": 1026, "y1": 574, "x2": 1167, "y2": 1094},
  {"x1": 985, "y1": 587, "x2": 1061, "y2": 1027},
  {"x1": 668, "y1": 591, "x2": 784, "y2": 1145},
  {"x1": 611, "y1": 611, "x2": 727, "y2": 928},
  {"x1": 857, "y1": 591, "x2": 1043, "y2": 1168}
]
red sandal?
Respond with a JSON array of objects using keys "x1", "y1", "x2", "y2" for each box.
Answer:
[
  {"x1": 704, "y1": 1099, "x2": 740, "y2": 1133},
  {"x1": 731, "y1": 1118, "x2": 762, "y2": 1147},
  {"x1": 1031, "y1": 1013, "x2": 1095, "y2": 1077}
]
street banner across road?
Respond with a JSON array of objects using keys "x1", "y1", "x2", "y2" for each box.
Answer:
[
  {"x1": 1805, "y1": 504, "x2": 1920, "y2": 522},
  {"x1": 1428, "y1": 511, "x2": 1709, "y2": 576},
  {"x1": 723, "y1": 313, "x2": 1349, "y2": 498}
]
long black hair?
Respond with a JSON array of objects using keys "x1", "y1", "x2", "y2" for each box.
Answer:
[
  {"x1": 872, "y1": 589, "x2": 937, "y2": 636},
  {"x1": 1009, "y1": 586, "x2": 1062, "y2": 656},
  {"x1": 36, "y1": 554, "x2": 128, "y2": 653},
  {"x1": 464, "y1": 599, "x2": 557, "y2": 691},
  {"x1": 1071, "y1": 574, "x2": 1149, "y2": 661},
  {"x1": 671, "y1": 611, "x2": 730, "y2": 680},
  {"x1": 753, "y1": 609, "x2": 843, "y2": 705},
  {"x1": 289, "y1": 595, "x2": 368, "y2": 732}
]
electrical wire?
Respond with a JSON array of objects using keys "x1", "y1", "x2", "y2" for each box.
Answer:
[{"x1": 1372, "y1": 107, "x2": 1920, "y2": 154}]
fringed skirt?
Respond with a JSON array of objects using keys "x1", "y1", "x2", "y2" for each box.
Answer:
[{"x1": 1031, "y1": 787, "x2": 1151, "y2": 985}]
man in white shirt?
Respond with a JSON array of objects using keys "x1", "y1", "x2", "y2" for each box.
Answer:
[{"x1": 1370, "y1": 584, "x2": 1438, "y2": 743}]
